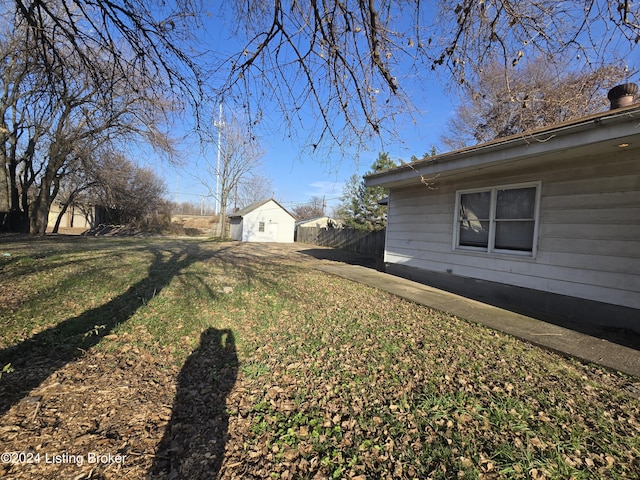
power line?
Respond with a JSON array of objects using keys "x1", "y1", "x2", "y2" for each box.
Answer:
[{"x1": 168, "y1": 191, "x2": 214, "y2": 198}]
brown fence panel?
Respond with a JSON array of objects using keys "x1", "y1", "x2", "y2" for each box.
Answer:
[
  {"x1": 295, "y1": 226, "x2": 318, "y2": 244},
  {"x1": 296, "y1": 226, "x2": 385, "y2": 258}
]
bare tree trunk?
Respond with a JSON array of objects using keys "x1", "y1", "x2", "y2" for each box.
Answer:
[
  {"x1": 29, "y1": 192, "x2": 50, "y2": 235},
  {"x1": 8, "y1": 158, "x2": 20, "y2": 214},
  {"x1": 219, "y1": 199, "x2": 227, "y2": 241},
  {"x1": 0, "y1": 153, "x2": 9, "y2": 213},
  {"x1": 30, "y1": 170, "x2": 56, "y2": 236},
  {"x1": 52, "y1": 192, "x2": 76, "y2": 234}
]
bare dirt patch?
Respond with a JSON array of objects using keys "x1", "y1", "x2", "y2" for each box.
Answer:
[{"x1": 0, "y1": 283, "x2": 27, "y2": 315}]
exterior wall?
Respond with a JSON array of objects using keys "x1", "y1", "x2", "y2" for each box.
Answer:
[
  {"x1": 48, "y1": 203, "x2": 95, "y2": 230},
  {"x1": 384, "y1": 149, "x2": 640, "y2": 314},
  {"x1": 240, "y1": 200, "x2": 295, "y2": 243}
]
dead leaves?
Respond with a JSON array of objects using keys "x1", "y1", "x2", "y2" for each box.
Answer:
[
  {"x1": 217, "y1": 262, "x2": 640, "y2": 479},
  {"x1": 0, "y1": 348, "x2": 177, "y2": 479}
]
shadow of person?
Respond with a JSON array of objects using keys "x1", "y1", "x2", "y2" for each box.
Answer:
[{"x1": 148, "y1": 328, "x2": 238, "y2": 479}]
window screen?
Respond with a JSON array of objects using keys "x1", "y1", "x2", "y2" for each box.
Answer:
[
  {"x1": 456, "y1": 184, "x2": 539, "y2": 255},
  {"x1": 494, "y1": 187, "x2": 536, "y2": 251},
  {"x1": 459, "y1": 191, "x2": 490, "y2": 248}
]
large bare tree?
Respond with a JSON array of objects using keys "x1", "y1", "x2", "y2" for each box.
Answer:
[
  {"x1": 0, "y1": 21, "x2": 51, "y2": 232},
  {"x1": 441, "y1": 60, "x2": 632, "y2": 149},
  {"x1": 0, "y1": 13, "x2": 175, "y2": 234}
]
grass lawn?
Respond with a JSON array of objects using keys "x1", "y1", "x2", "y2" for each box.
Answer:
[{"x1": 0, "y1": 237, "x2": 638, "y2": 479}]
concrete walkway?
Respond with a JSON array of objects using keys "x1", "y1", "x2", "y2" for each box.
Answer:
[{"x1": 313, "y1": 262, "x2": 640, "y2": 379}]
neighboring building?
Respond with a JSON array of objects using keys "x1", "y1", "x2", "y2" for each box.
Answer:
[
  {"x1": 48, "y1": 202, "x2": 100, "y2": 231},
  {"x1": 229, "y1": 198, "x2": 296, "y2": 243},
  {"x1": 294, "y1": 216, "x2": 343, "y2": 243},
  {"x1": 365, "y1": 97, "x2": 640, "y2": 334},
  {"x1": 295, "y1": 216, "x2": 342, "y2": 230}
]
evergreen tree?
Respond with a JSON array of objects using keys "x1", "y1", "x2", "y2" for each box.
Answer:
[{"x1": 337, "y1": 153, "x2": 396, "y2": 232}]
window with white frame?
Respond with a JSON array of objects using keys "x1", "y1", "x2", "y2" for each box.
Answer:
[
  {"x1": 258, "y1": 222, "x2": 265, "y2": 232},
  {"x1": 455, "y1": 182, "x2": 540, "y2": 255}
]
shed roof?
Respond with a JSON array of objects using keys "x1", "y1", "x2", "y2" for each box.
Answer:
[{"x1": 228, "y1": 198, "x2": 295, "y2": 219}]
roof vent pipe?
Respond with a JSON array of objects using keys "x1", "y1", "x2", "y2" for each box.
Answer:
[{"x1": 607, "y1": 83, "x2": 638, "y2": 109}]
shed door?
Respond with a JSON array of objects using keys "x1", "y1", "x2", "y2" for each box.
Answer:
[{"x1": 266, "y1": 223, "x2": 278, "y2": 242}]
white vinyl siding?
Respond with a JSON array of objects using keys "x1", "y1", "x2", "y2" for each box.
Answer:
[
  {"x1": 383, "y1": 151, "x2": 640, "y2": 310},
  {"x1": 231, "y1": 200, "x2": 295, "y2": 242}
]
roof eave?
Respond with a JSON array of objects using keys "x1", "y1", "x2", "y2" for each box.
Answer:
[{"x1": 365, "y1": 106, "x2": 640, "y2": 189}]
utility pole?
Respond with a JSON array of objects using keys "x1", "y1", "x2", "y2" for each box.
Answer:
[{"x1": 213, "y1": 103, "x2": 224, "y2": 215}]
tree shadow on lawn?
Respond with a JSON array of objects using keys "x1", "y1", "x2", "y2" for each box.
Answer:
[
  {"x1": 0, "y1": 236, "x2": 141, "y2": 282},
  {"x1": 147, "y1": 328, "x2": 238, "y2": 479},
  {"x1": 0, "y1": 241, "x2": 236, "y2": 417}
]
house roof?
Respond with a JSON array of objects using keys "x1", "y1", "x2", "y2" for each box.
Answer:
[
  {"x1": 228, "y1": 198, "x2": 295, "y2": 219},
  {"x1": 366, "y1": 104, "x2": 640, "y2": 189},
  {"x1": 295, "y1": 216, "x2": 340, "y2": 227}
]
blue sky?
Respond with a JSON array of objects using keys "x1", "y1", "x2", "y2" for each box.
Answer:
[
  {"x1": 154, "y1": 5, "x2": 458, "y2": 214},
  {"x1": 164, "y1": 92, "x2": 453, "y2": 214},
  {"x1": 153, "y1": 3, "x2": 639, "y2": 215}
]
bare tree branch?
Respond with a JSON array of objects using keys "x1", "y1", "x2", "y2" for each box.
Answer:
[
  {"x1": 8, "y1": 0, "x2": 640, "y2": 156},
  {"x1": 441, "y1": 58, "x2": 632, "y2": 149}
]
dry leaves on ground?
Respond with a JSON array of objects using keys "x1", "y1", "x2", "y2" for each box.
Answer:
[{"x1": 0, "y1": 240, "x2": 638, "y2": 480}]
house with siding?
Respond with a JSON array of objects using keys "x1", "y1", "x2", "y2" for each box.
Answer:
[
  {"x1": 365, "y1": 96, "x2": 640, "y2": 335},
  {"x1": 229, "y1": 198, "x2": 295, "y2": 243}
]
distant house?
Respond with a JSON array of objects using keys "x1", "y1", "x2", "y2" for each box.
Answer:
[
  {"x1": 365, "y1": 96, "x2": 640, "y2": 334},
  {"x1": 229, "y1": 198, "x2": 295, "y2": 243},
  {"x1": 294, "y1": 216, "x2": 342, "y2": 242},
  {"x1": 47, "y1": 202, "x2": 101, "y2": 231},
  {"x1": 295, "y1": 216, "x2": 342, "y2": 230}
]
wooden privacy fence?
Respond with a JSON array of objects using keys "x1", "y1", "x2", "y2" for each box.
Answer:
[{"x1": 296, "y1": 226, "x2": 386, "y2": 258}]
